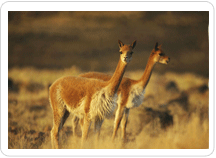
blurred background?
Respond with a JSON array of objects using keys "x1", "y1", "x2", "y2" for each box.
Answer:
[{"x1": 8, "y1": 11, "x2": 209, "y2": 77}]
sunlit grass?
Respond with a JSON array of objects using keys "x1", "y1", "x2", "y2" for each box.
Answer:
[{"x1": 8, "y1": 67, "x2": 209, "y2": 149}]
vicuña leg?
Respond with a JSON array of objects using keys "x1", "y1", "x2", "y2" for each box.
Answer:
[
  {"x1": 121, "y1": 108, "x2": 130, "y2": 140},
  {"x1": 79, "y1": 117, "x2": 84, "y2": 132},
  {"x1": 94, "y1": 116, "x2": 104, "y2": 139},
  {"x1": 81, "y1": 115, "x2": 91, "y2": 148},
  {"x1": 51, "y1": 108, "x2": 70, "y2": 149},
  {"x1": 112, "y1": 105, "x2": 125, "y2": 141},
  {"x1": 72, "y1": 116, "x2": 79, "y2": 136}
]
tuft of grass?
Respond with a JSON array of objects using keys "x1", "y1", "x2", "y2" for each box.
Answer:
[{"x1": 135, "y1": 111, "x2": 209, "y2": 149}]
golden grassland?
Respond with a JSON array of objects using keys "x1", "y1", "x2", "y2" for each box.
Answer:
[{"x1": 8, "y1": 66, "x2": 209, "y2": 149}]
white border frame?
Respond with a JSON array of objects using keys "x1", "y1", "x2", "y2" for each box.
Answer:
[{"x1": 1, "y1": 1, "x2": 214, "y2": 157}]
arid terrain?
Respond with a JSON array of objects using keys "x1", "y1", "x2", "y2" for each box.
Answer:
[{"x1": 8, "y1": 67, "x2": 209, "y2": 149}]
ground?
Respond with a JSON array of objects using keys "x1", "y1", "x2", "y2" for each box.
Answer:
[{"x1": 8, "y1": 66, "x2": 209, "y2": 149}]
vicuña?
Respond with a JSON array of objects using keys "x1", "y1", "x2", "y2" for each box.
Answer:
[{"x1": 49, "y1": 40, "x2": 136, "y2": 148}]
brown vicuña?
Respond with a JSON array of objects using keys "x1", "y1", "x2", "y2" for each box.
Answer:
[
  {"x1": 74, "y1": 42, "x2": 170, "y2": 141},
  {"x1": 49, "y1": 40, "x2": 136, "y2": 148}
]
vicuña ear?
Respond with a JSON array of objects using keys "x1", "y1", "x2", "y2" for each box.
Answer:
[
  {"x1": 155, "y1": 42, "x2": 159, "y2": 50},
  {"x1": 118, "y1": 40, "x2": 124, "y2": 48},
  {"x1": 131, "y1": 40, "x2": 137, "y2": 49},
  {"x1": 158, "y1": 44, "x2": 162, "y2": 49}
]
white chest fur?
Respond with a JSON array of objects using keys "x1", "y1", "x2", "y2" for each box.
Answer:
[
  {"x1": 89, "y1": 86, "x2": 118, "y2": 120},
  {"x1": 125, "y1": 84, "x2": 145, "y2": 108}
]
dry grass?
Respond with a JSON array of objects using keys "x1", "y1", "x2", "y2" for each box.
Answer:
[{"x1": 8, "y1": 67, "x2": 209, "y2": 149}]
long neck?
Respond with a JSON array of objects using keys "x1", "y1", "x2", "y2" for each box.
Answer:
[
  {"x1": 138, "y1": 56, "x2": 156, "y2": 89},
  {"x1": 107, "y1": 59, "x2": 127, "y2": 95}
]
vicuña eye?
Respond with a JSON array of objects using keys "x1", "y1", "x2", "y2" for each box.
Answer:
[
  {"x1": 130, "y1": 52, "x2": 133, "y2": 55},
  {"x1": 120, "y1": 51, "x2": 122, "y2": 54}
]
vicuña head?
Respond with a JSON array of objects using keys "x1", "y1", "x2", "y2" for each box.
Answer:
[
  {"x1": 49, "y1": 40, "x2": 136, "y2": 148},
  {"x1": 118, "y1": 40, "x2": 136, "y2": 64},
  {"x1": 150, "y1": 42, "x2": 170, "y2": 65}
]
